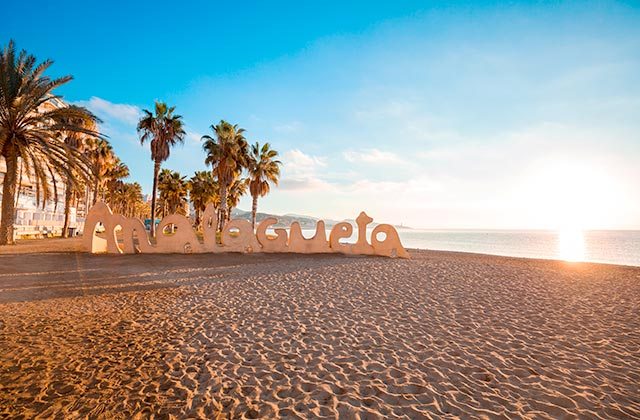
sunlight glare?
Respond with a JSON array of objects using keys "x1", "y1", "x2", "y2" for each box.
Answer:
[
  {"x1": 558, "y1": 229, "x2": 585, "y2": 262},
  {"x1": 519, "y1": 158, "x2": 626, "y2": 230}
]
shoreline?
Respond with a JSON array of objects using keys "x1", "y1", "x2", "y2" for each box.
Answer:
[
  {"x1": 408, "y1": 247, "x2": 640, "y2": 269},
  {"x1": 1, "y1": 237, "x2": 639, "y2": 269}
]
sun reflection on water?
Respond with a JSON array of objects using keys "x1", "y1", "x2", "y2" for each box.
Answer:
[{"x1": 558, "y1": 229, "x2": 586, "y2": 262}]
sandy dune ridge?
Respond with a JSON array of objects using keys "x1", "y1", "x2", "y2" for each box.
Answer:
[{"x1": 0, "y1": 242, "x2": 639, "y2": 418}]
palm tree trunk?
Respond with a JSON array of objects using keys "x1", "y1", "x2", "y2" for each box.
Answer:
[
  {"x1": 150, "y1": 161, "x2": 161, "y2": 237},
  {"x1": 84, "y1": 185, "x2": 91, "y2": 213},
  {"x1": 219, "y1": 180, "x2": 228, "y2": 232},
  {"x1": 195, "y1": 208, "x2": 201, "y2": 230},
  {"x1": 0, "y1": 150, "x2": 18, "y2": 245},
  {"x1": 61, "y1": 179, "x2": 73, "y2": 238},
  {"x1": 92, "y1": 177, "x2": 99, "y2": 205},
  {"x1": 109, "y1": 183, "x2": 115, "y2": 209},
  {"x1": 14, "y1": 160, "x2": 23, "y2": 209},
  {"x1": 251, "y1": 194, "x2": 258, "y2": 230}
]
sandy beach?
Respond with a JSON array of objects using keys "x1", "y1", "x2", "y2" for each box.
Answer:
[{"x1": 1, "y1": 240, "x2": 639, "y2": 418}]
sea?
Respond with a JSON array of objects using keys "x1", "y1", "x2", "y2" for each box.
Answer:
[
  {"x1": 396, "y1": 229, "x2": 640, "y2": 267},
  {"x1": 297, "y1": 228, "x2": 640, "y2": 267}
]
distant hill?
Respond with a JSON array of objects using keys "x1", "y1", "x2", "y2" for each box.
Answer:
[
  {"x1": 230, "y1": 208, "x2": 409, "y2": 229},
  {"x1": 230, "y1": 209, "x2": 334, "y2": 228}
]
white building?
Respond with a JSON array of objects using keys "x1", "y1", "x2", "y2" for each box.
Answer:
[{"x1": 0, "y1": 158, "x2": 86, "y2": 239}]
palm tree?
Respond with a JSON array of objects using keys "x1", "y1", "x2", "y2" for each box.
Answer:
[
  {"x1": 86, "y1": 138, "x2": 114, "y2": 204},
  {"x1": 110, "y1": 181, "x2": 143, "y2": 217},
  {"x1": 226, "y1": 178, "x2": 248, "y2": 223},
  {"x1": 104, "y1": 158, "x2": 130, "y2": 207},
  {"x1": 138, "y1": 101, "x2": 185, "y2": 236},
  {"x1": 157, "y1": 169, "x2": 188, "y2": 216},
  {"x1": 188, "y1": 171, "x2": 218, "y2": 229},
  {"x1": 134, "y1": 199, "x2": 151, "y2": 220},
  {"x1": 157, "y1": 169, "x2": 171, "y2": 217},
  {"x1": 0, "y1": 40, "x2": 100, "y2": 245},
  {"x1": 59, "y1": 107, "x2": 100, "y2": 238},
  {"x1": 124, "y1": 182, "x2": 143, "y2": 217},
  {"x1": 202, "y1": 121, "x2": 248, "y2": 231},
  {"x1": 247, "y1": 142, "x2": 281, "y2": 228}
]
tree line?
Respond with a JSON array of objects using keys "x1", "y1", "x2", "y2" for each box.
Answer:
[
  {"x1": 0, "y1": 41, "x2": 281, "y2": 245},
  {"x1": 137, "y1": 103, "x2": 281, "y2": 237}
]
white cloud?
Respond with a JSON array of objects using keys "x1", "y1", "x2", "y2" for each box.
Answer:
[
  {"x1": 282, "y1": 149, "x2": 326, "y2": 176},
  {"x1": 343, "y1": 148, "x2": 403, "y2": 164},
  {"x1": 185, "y1": 129, "x2": 203, "y2": 143},
  {"x1": 74, "y1": 96, "x2": 142, "y2": 126},
  {"x1": 279, "y1": 149, "x2": 331, "y2": 192},
  {"x1": 279, "y1": 178, "x2": 333, "y2": 192}
]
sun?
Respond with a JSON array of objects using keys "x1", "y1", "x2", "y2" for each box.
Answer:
[{"x1": 558, "y1": 229, "x2": 585, "y2": 262}]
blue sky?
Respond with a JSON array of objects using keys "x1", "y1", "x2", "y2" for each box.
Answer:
[{"x1": 3, "y1": 1, "x2": 640, "y2": 229}]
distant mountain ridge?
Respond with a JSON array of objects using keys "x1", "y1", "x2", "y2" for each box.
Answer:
[
  {"x1": 230, "y1": 208, "x2": 409, "y2": 229},
  {"x1": 230, "y1": 209, "x2": 335, "y2": 229}
]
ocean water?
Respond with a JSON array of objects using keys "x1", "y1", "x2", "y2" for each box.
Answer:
[
  {"x1": 396, "y1": 229, "x2": 640, "y2": 267},
  {"x1": 297, "y1": 228, "x2": 640, "y2": 267}
]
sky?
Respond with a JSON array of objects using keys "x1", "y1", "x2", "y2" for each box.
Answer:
[{"x1": 3, "y1": 0, "x2": 640, "y2": 229}]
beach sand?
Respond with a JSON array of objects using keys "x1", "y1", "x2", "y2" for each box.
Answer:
[{"x1": 1, "y1": 239, "x2": 639, "y2": 418}]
